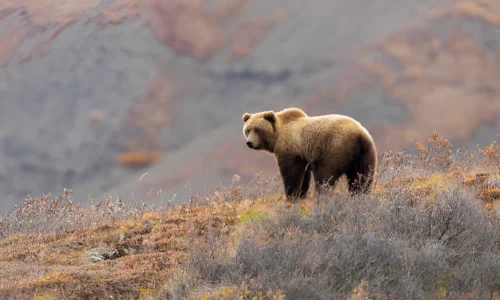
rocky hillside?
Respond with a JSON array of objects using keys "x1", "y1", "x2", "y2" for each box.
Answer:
[{"x1": 1, "y1": 0, "x2": 499, "y2": 210}]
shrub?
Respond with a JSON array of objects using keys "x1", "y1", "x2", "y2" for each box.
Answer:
[
  {"x1": 166, "y1": 133, "x2": 500, "y2": 299},
  {"x1": 0, "y1": 189, "x2": 155, "y2": 237}
]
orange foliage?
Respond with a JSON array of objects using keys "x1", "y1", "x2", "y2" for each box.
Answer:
[
  {"x1": 478, "y1": 188, "x2": 500, "y2": 203},
  {"x1": 476, "y1": 133, "x2": 500, "y2": 162},
  {"x1": 116, "y1": 151, "x2": 163, "y2": 168},
  {"x1": 415, "y1": 131, "x2": 454, "y2": 170},
  {"x1": 463, "y1": 170, "x2": 500, "y2": 187},
  {"x1": 347, "y1": 280, "x2": 370, "y2": 300}
]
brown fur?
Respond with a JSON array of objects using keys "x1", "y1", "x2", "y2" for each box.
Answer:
[{"x1": 242, "y1": 107, "x2": 377, "y2": 200}]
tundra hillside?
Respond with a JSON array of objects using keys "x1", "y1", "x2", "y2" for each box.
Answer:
[{"x1": 0, "y1": 132, "x2": 499, "y2": 300}]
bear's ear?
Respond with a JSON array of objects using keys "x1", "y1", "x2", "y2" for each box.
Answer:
[
  {"x1": 242, "y1": 113, "x2": 251, "y2": 122},
  {"x1": 263, "y1": 111, "x2": 275, "y2": 123}
]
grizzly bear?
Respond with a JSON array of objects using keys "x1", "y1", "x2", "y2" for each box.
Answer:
[{"x1": 242, "y1": 107, "x2": 377, "y2": 200}]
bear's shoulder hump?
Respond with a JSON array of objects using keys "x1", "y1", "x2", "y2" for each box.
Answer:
[{"x1": 277, "y1": 108, "x2": 307, "y2": 123}]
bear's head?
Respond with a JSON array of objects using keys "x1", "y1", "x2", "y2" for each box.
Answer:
[{"x1": 242, "y1": 111, "x2": 276, "y2": 153}]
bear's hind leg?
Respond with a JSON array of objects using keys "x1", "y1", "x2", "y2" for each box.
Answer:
[
  {"x1": 312, "y1": 166, "x2": 342, "y2": 195},
  {"x1": 346, "y1": 164, "x2": 375, "y2": 195},
  {"x1": 276, "y1": 155, "x2": 311, "y2": 201},
  {"x1": 300, "y1": 166, "x2": 312, "y2": 198},
  {"x1": 346, "y1": 168, "x2": 363, "y2": 195},
  {"x1": 347, "y1": 134, "x2": 377, "y2": 195}
]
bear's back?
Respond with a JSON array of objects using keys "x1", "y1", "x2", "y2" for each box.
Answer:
[{"x1": 302, "y1": 114, "x2": 362, "y2": 133}]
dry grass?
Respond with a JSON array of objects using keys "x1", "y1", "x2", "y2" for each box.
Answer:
[{"x1": 0, "y1": 132, "x2": 499, "y2": 299}]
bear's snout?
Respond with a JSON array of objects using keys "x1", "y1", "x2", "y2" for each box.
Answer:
[{"x1": 246, "y1": 141, "x2": 254, "y2": 148}]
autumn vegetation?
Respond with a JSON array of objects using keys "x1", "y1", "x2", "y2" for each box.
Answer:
[{"x1": 0, "y1": 132, "x2": 499, "y2": 299}]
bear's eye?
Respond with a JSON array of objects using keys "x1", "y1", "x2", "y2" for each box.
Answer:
[{"x1": 254, "y1": 128, "x2": 261, "y2": 135}]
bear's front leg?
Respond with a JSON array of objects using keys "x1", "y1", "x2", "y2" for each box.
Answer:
[{"x1": 276, "y1": 155, "x2": 311, "y2": 201}]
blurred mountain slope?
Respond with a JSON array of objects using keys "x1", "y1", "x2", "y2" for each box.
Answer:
[{"x1": 0, "y1": 0, "x2": 499, "y2": 210}]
